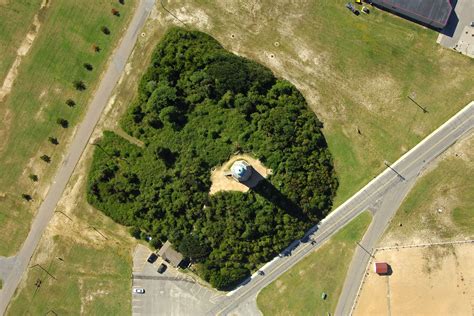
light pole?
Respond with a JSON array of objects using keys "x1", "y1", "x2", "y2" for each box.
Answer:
[
  {"x1": 407, "y1": 92, "x2": 428, "y2": 113},
  {"x1": 384, "y1": 160, "x2": 405, "y2": 181}
]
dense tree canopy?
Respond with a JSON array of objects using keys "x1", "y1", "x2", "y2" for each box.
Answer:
[{"x1": 87, "y1": 28, "x2": 338, "y2": 290}]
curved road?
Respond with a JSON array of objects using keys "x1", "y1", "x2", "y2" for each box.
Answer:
[
  {"x1": 0, "y1": 0, "x2": 155, "y2": 313},
  {"x1": 209, "y1": 101, "x2": 473, "y2": 316}
]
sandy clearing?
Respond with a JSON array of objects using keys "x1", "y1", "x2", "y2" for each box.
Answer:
[
  {"x1": 209, "y1": 154, "x2": 271, "y2": 195},
  {"x1": 354, "y1": 243, "x2": 474, "y2": 316}
]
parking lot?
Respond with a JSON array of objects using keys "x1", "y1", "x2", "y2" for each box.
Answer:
[
  {"x1": 438, "y1": 0, "x2": 474, "y2": 57},
  {"x1": 131, "y1": 245, "x2": 223, "y2": 316}
]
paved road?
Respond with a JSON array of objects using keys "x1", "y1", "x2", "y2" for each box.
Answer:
[
  {"x1": 0, "y1": 0, "x2": 155, "y2": 313},
  {"x1": 210, "y1": 101, "x2": 474, "y2": 316}
]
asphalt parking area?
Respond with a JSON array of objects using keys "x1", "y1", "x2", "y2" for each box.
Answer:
[{"x1": 131, "y1": 245, "x2": 223, "y2": 316}]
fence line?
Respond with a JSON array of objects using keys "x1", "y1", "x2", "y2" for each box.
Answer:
[{"x1": 376, "y1": 239, "x2": 474, "y2": 251}]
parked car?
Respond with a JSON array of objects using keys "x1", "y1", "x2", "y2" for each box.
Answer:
[
  {"x1": 157, "y1": 263, "x2": 167, "y2": 274},
  {"x1": 147, "y1": 253, "x2": 158, "y2": 263},
  {"x1": 257, "y1": 270, "x2": 265, "y2": 276},
  {"x1": 133, "y1": 288, "x2": 145, "y2": 294}
]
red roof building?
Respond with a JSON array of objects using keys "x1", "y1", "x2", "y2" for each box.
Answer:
[{"x1": 374, "y1": 262, "x2": 389, "y2": 275}]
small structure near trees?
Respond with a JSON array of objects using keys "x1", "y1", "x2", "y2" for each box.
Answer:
[{"x1": 158, "y1": 241, "x2": 184, "y2": 268}]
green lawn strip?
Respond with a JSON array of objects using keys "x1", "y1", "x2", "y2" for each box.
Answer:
[
  {"x1": 186, "y1": 0, "x2": 474, "y2": 209},
  {"x1": 0, "y1": 0, "x2": 135, "y2": 256},
  {"x1": 0, "y1": 0, "x2": 44, "y2": 82},
  {"x1": 384, "y1": 156, "x2": 474, "y2": 240},
  {"x1": 257, "y1": 211, "x2": 372, "y2": 316},
  {"x1": 7, "y1": 230, "x2": 133, "y2": 315}
]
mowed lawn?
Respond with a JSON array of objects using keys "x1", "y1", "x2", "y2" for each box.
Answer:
[
  {"x1": 174, "y1": 0, "x2": 474, "y2": 208},
  {"x1": 257, "y1": 212, "x2": 372, "y2": 315},
  {"x1": 383, "y1": 136, "x2": 474, "y2": 243},
  {"x1": 0, "y1": 0, "x2": 135, "y2": 256},
  {"x1": 0, "y1": 0, "x2": 43, "y2": 82}
]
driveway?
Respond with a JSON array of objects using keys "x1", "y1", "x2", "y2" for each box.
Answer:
[{"x1": 131, "y1": 245, "x2": 223, "y2": 316}]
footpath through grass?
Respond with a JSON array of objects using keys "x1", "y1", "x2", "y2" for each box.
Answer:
[
  {"x1": 257, "y1": 211, "x2": 372, "y2": 315},
  {"x1": 383, "y1": 136, "x2": 474, "y2": 243},
  {"x1": 0, "y1": 0, "x2": 135, "y2": 256}
]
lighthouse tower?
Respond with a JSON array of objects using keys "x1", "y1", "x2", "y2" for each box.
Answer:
[{"x1": 230, "y1": 160, "x2": 253, "y2": 182}]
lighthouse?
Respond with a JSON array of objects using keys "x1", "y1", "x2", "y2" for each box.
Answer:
[{"x1": 230, "y1": 160, "x2": 253, "y2": 182}]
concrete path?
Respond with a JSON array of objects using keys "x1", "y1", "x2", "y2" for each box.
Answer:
[{"x1": 0, "y1": 0, "x2": 155, "y2": 313}]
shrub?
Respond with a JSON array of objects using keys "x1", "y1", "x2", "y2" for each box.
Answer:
[
  {"x1": 73, "y1": 80, "x2": 86, "y2": 91},
  {"x1": 101, "y1": 26, "x2": 111, "y2": 35},
  {"x1": 56, "y1": 118, "x2": 69, "y2": 128},
  {"x1": 83, "y1": 63, "x2": 93, "y2": 71},
  {"x1": 40, "y1": 155, "x2": 51, "y2": 163}
]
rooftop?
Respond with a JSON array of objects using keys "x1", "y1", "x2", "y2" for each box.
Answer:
[{"x1": 158, "y1": 241, "x2": 184, "y2": 268}]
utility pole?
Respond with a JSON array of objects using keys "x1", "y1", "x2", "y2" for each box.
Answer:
[
  {"x1": 384, "y1": 160, "x2": 405, "y2": 181},
  {"x1": 407, "y1": 92, "x2": 428, "y2": 113},
  {"x1": 356, "y1": 242, "x2": 375, "y2": 258},
  {"x1": 29, "y1": 264, "x2": 57, "y2": 280},
  {"x1": 88, "y1": 226, "x2": 108, "y2": 240},
  {"x1": 91, "y1": 142, "x2": 130, "y2": 165}
]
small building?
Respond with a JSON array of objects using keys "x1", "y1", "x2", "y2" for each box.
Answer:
[
  {"x1": 370, "y1": 0, "x2": 453, "y2": 29},
  {"x1": 158, "y1": 241, "x2": 184, "y2": 268},
  {"x1": 374, "y1": 262, "x2": 390, "y2": 275}
]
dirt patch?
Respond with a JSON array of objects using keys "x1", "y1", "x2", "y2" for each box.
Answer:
[
  {"x1": 209, "y1": 154, "x2": 271, "y2": 195},
  {"x1": 0, "y1": 0, "x2": 50, "y2": 102},
  {"x1": 354, "y1": 243, "x2": 474, "y2": 316},
  {"x1": 0, "y1": 108, "x2": 13, "y2": 154}
]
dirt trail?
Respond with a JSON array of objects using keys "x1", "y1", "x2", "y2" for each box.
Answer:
[{"x1": 0, "y1": 0, "x2": 50, "y2": 102}]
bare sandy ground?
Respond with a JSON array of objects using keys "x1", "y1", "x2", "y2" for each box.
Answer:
[
  {"x1": 209, "y1": 154, "x2": 271, "y2": 195},
  {"x1": 354, "y1": 243, "x2": 474, "y2": 316}
]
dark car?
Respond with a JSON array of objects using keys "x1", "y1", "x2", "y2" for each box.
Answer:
[
  {"x1": 147, "y1": 253, "x2": 158, "y2": 263},
  {"x1": 157, "y1": 263, "x2": 167, "y2": 274}
]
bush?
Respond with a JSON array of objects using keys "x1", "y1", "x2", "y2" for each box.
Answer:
[
  {"x1": 66, "y1": 99, "x2": 76, "y2": 107},
  {"x1": 101, "y1": 26, "x2": 111, "y2": 35},
  {"x1": 56, "y1": 118, "x2": 69, "y2": 128},
  {"x1": 73, "y1": 80, "x2": 86, "y2": 91},
  {"x1": 129, "y1": 226, "x2": 141, "y2": 239}
]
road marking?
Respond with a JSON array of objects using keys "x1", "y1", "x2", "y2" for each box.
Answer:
[{"x1": 216, "y1": 113, "x2": 473, "y2": 314}]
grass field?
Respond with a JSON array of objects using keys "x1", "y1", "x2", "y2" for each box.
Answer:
[
  {"x1": 383, "y1": 134, "x2": 474, "y2": 244},
  {"x1": 0, "y1": 0, "x2": 43, "y2": 82},
  {"x1": 257, "y1": 211, "x2": 372, "y2": 315},
  {"x1": 165, "y1": 0, "x2": 474, "y2": 208},
  {"x1": 0, "y1": 0, "x2": 135, "y2": 256},
  {"x1": 6, "y1": 147, "x2": 136, "y2": 315}
]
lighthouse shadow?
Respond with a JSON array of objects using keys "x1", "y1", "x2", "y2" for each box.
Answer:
[{"x1": 246, "y1": 170, "x2": 307, "y2": 222}]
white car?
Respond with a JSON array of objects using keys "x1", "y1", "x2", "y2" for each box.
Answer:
[{"x1": 133, "y1": 288, "x2": 145, "y2": 294}]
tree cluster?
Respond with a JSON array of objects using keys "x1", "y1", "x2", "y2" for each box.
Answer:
[{"x1": 87, "y1": 28, "x2": 337, "y2": 290}]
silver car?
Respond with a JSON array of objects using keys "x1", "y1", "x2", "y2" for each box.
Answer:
[{"x1": 133, "y1": 288, "x2": 145, "y2": 294}]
